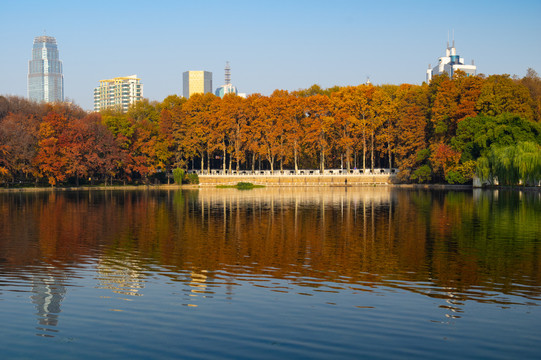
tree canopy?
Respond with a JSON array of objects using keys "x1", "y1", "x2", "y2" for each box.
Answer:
[{"x1": 1, "y1": 69, "x2": 540, "y2": 187}]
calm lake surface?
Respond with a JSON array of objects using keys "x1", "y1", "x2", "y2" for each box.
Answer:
[{"x1": 0, "y1": 187, "x2": 540, "y2": 359}]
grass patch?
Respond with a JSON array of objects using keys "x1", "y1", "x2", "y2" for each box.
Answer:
[{"x1": 216, "y1": 182, "x2": 265, "y2": 190}]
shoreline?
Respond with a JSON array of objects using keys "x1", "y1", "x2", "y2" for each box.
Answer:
[{"x1": 0, "y1": 183, "x2": 539, "y2": 193}]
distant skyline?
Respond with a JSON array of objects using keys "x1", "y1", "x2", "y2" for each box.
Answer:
[{"x1": 1, "y1": 0, "x2": 540, "y2": 110}]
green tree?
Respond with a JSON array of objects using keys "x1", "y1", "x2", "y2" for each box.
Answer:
[
  {"x1": 453, "y1": 113, "x2": 541, "y2": 162},
  {"x1": 478, "y1": 141, "x2": 541, "y2": 186}
]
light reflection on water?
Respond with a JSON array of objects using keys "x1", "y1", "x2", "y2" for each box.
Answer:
[{"x1": 0, "y1": 188, "x2": 540, "y2": 359}]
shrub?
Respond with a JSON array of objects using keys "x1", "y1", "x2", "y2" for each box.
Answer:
[
  {"x1": 445, "y1": 171, "x2": 465, "y2": 184},
  {"x1": 216, "y1": 182, "x2": 265, "y2": 189},
  {"x1": 411, "y1": 165, "x2": 432, "y2": 183},
  {"x1": 446, "y1": 160, "x2": 476, "y2": 184},
  {"x1": 186, "y1": 173, "x2": 199, "y2": 184},
  {"x1": 236, "y1": 182, "x2": 255, "y2": 189}
]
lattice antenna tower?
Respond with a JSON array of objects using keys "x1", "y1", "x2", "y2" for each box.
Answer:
[{"x1": 225, "y1": 61, "x2": 231, "y2": 85}]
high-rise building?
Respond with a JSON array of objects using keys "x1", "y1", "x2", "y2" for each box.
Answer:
[
  {"x1": 183, "y1": 71, "x2": 212, "y2": 98},
  {"x1": 426, "y1": 39, "x2": 476, "y2": 82},
  {"x1": 215, "y1": 62, "x2": 239, "y2": 98},
  {"x1": 93, "y1": 75, "x2": 143, "y2": 112},
  {"x1": 28, "y1": 35, "x2": 64, "y2": 103}
]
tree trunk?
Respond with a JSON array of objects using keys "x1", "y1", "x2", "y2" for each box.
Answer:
[
  {"x1": 371, "y1": 131, "x2": 374, "y2": 173},
  {"x1": 222, "y1": 144, "x2": 226, "y2": 173},
  {"x1": 388, "y1": 141, "x2": 392, "y2": 171},
  {"x1": 294, "y1": 141, "x2": 298, "y2": 174},
  {"x1": 236, "y1": 150, "x2": 240, "y2": 172},
  {"x1": 320, "y1": 148, "x2": 325, "y2": 173},
  {"x1": 362, "y1": 128, "x2": 366, "y2": 172},
  {"x1": 201, "y1": 154, "x2": 204, "y2": 174}
]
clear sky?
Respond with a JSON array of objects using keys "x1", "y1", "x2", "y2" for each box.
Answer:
[{"x1": 1, "y1": 0, "x2": 540, "y2": 110}]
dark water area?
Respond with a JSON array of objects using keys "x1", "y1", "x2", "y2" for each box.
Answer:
[{"x1": 0, "y1": 188, "x2": 540, "y2": 359}]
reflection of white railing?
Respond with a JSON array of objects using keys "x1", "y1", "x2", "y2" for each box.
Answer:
[{"x1": 188, "y1": 168, "x2": 398, "y2": 176}]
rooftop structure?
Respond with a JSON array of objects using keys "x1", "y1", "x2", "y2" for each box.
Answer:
[
  {"x1": 426, "y1": 37, "x2": 476, "y2": 82},
  {"x1": 215, "y1": 62, "x2": 239, "y2": 98}
]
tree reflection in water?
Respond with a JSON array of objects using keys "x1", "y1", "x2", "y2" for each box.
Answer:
[{"x1": 0, "y1": 188, "x2": 539, "y2": 321}]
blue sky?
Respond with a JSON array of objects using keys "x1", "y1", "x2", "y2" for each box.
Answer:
[{"x1": 1, "y1": 0, "x2": 540, "y2": 110}]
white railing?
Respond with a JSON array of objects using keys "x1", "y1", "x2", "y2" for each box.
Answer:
[{"x1": 186, "y1": 168, "x2": 399, "y2": 176}]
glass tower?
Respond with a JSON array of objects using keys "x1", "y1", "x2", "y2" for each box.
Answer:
[{"x1": 28, "y1": 36, "x2": 64, "y2": 103}]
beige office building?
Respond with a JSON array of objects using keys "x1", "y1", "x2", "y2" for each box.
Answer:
[
  {"x1": 183, "y1": 71, "x2": 212, "y2": 98},
  {"x1": 93, "y1": 75, "x2": 143, "y2": 112}
]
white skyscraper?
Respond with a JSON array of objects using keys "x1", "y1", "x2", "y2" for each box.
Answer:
[{"x1": 28, "y1": 36, "x2": 64, "y2": 103}]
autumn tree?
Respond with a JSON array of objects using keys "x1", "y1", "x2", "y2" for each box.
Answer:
[
  {"x1": 283, "y1": 94, "x2": 306, "y2": 173},
  {"x1": 520, "y1": 68, "x2": 541, "y2": 122},
  {"x1": 303, "y1": 95, "x2": 333, "y2": 173},
  {"x1": 369, "y1": 86, "x2": 391, "y2": 171},
  {"x1": 393, "y1": 84, "x2": 430, "y2": 181},
  {"x1": 243, "y1": 94, "x2": 264, "y2": 173},
  {"x1": 158, "y1": 95, "x2": 186, "y2": 178},
  {"x1": 376, "y1": 85, "x2": 399, "y2": 170},
  {"x1": 332, "y1": 87, "x2": 360, "y2": 171},
  {"x1": 35, "y1": 108, "x2": 71, "y2": 185},
  {"x1": 101, "y1": 110, "x2": 134, "y2": 183},
  {"x1": 0, "y1": 112, "x2": 41, "y2": 182},
  {"x1": 430, "y1": 142, "x2": 461, "y2": 182},
  {"x1": 85, "y1": 114, "x2": 121, "y2": 185},
  {"x1": 181, "y1": 93, "x2": 215, "y2": 172},
  {"x1": 431, "y1": 72, "x2": 485, "y2": 143},
  {"x1": 477, "y1": 74, "x2": 534, "y2": 121},
  {"x1": 219, "y1": 94, "x2": 248, "y2": 172},
  {"x1": 251, "y1": 94, "x2": 283, "y2": 172}
]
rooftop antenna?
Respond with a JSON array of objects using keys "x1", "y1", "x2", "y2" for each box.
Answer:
[
  {"x1": 452, "y1": 29, "x2": 455, "y2": 48},
  {"x1": 366, "y1": 75, "x2": 371, "y2": 85},
  {"x1": 225, "y1": 61, "x2": 231, "y2": 85}
]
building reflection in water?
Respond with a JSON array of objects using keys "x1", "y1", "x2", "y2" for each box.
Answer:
[
  {"x1": 189, "y1": 270, "x2": 208, "y2": 295},
  {"x1": 31, "y1": 267, "x2": 67, "y2": 337},
  {"x1": 96, "y1": 258, "x2": 145, "y2": 297}
]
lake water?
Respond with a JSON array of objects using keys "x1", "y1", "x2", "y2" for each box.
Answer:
[{"x1": 0, "y1": 187, "x2": 540, "y2": 359}]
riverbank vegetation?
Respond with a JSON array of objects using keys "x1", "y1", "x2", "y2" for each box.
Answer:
[
  {"x1": 216, "y1": 182, "x2": 265, "y2": 190},
  {"x1": 1, "y1": 69, "x2": 540, "y2": 187}
]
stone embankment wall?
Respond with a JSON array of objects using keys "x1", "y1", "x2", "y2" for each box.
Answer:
[{"x1": 198, "y1": 175, "x2": 396, "y2": 186}]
